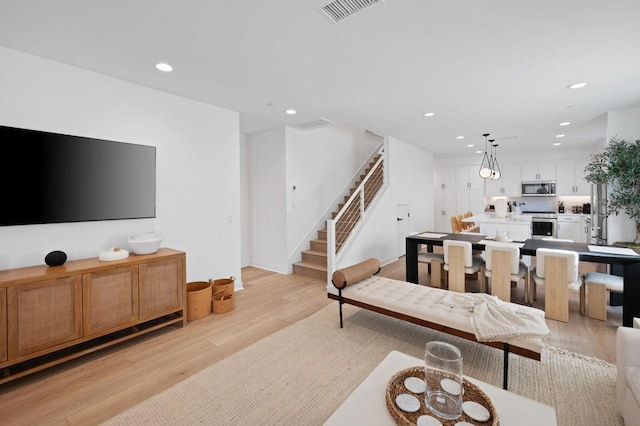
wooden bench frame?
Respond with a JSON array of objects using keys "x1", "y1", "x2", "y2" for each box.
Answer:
[{"x1": 328, "y1": 286, "x2": 542, "y2": 390}]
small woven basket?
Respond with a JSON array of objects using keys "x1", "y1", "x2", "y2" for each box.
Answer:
[{"x1": 212, "y1": 289, "x2": 234, "y2": 314}]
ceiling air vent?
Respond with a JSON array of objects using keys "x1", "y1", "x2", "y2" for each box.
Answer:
[
  {"x1": 319, "y1": 0, "x2": 384, "y2": 24},
  {"x1": 294, "y1": 118, "x2": 334, "y2": 130}
]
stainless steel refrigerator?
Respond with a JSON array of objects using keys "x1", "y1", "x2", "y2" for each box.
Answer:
[{"x1": 588, "y1": 183, "x2": 607, "y2": 245}]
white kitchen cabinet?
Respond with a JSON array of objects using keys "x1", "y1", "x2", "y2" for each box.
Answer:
[
  {"x1": 433, "y1": 168, "x2": 456, "y2": 232},
  {"x1": 455, "y1": 165, "x2": 484, "y2": 190},
  {"x1": 456, "y1": 187, "x2": 485, "y2": 215},
  {"x1": 557, "y1": 215, "x2": 587, "y2": 243},
  {"x1": 454, "y1": 165, "x2": 485, "y2": 216},
  {"x1": 581, "y1": 215, "x2": 590, "y2": 243},
  {"x1": 434, "y1": 166, "x2": 486, "y2": 232},
  {"x1": 556, "y1": 159, "x2": 590, "y2": 195},
  {"x1": 484, "y1": 163, "x2": 521, "y2": 196},
  {"x1": 480, "y1": 222, "x2": 532, "y2": 241},
  {"x1": 471, "y1": 214, "x2": 532, "y2": 240},
  {"x1": 521, "y1": 161, "x2": 556, "y2": 181}
]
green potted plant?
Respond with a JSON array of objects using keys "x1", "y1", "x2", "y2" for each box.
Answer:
[{"x1": 584, "y1": 137, "x2": 640, "y2": 249}]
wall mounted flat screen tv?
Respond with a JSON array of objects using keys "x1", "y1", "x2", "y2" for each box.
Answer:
[{"x1": 0, "y1": 124, "x2": 156, "y2": 226}]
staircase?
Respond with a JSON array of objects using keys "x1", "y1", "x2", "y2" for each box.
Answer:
[{"x1": 292, "y1": 152, "x2": 385, "y2": 280}]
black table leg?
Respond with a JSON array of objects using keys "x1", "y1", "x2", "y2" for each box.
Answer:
[
  {"x1": 406, "y1": 238, "x2": 419, "y2": 283},
  {"x1": 623, "y1": 262, "x2": 640, "y2": 327}
]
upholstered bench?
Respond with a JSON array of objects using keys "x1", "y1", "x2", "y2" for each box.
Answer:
[{"x1": 327, "y1": 258, "x2": 549, "y2": 389}]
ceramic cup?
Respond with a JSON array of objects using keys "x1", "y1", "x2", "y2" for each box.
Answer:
[
  {"x1": 496, "y1": 230, "x2": 510, "y2": 241},
  {"x1": 424, "y1": 341, "x2": 463, "y2": 420}
]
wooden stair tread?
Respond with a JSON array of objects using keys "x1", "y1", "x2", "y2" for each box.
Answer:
[
  {"x1": 302, "y1": 249, "x2": 327, "y2": 257},
  {"x1": 293, "y1": 261, "x2": 327, "y2": 271}
]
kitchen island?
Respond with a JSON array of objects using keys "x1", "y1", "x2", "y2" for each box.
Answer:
[{"x1": 462, "y1": 213, "x2": 532, "y2": 240}]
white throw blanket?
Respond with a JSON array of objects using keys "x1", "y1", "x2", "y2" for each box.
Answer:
[{"x1": 438, "y1": 293, "x2": 551, "y2": 342}]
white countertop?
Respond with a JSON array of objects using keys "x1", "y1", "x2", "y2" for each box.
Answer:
[{"x1": 462, "y1": 213, "x2": 532, "y2": 224}]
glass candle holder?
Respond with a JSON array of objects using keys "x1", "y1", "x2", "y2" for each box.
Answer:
[{"x1": 424, "y1": 341, "x2": 464, "y2": 420}]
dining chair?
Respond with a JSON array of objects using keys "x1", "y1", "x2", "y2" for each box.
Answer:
[
  {"x1": 530, "y1": 248, "x2": 582, "y2": 322},
  {"x1": 483, "y1": 241, "x2": 528, "y2": 303},
  {"x1": 418, "y1": 246, "x2": 445, "y2": 288},
  {"x1": 443, "y1": 240, "x2": 485, "y2": 293},
  {"x1": 583, "y1": 271, "x2": 623, "y2": 321}
]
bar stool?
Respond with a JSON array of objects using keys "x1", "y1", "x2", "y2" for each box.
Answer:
[
  {"x1": 484, "y1": 241, "x2": 529, "y2": 303},
  {"x1": 529, "y1": 248, "x2": 582, "y2": 322},
  {"x1": 450, "y1": 216, "x2": 463, "y2": 233},
  {"x1": 583, "y1": 271, "x2": 624, "y2": 321},
  {"x1": 443, "y1": 240, "x2": 485, "y2": 293}
]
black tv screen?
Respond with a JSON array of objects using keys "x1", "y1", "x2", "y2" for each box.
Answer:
[{"x1": 1, "y1": 125, "x2": 156, "y2": 226}]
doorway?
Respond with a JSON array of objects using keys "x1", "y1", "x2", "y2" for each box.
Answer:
[{"x1": 396, "y1": 204, "x2": 411, "y2": 257}]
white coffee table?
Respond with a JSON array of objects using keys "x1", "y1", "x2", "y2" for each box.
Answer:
[{"x1": 324, "y1": 350, "x2": 556, "y2": 425}]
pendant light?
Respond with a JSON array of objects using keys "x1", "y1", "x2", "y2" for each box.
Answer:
[
  {"x1": 490, "y1": 141, "x2": 501, "y2": 179},
  {"x1": 478, "y1": 133, "x2": 493, "y2": 178}
]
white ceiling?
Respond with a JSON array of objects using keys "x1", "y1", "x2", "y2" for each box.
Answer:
[{"x1": 0, "y1": 0, "x2": 639, "y2": 157}]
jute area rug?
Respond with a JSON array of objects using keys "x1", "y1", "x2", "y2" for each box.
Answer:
[{"x1": 103, "y1": 303, "x2": 620, "y2": 426}]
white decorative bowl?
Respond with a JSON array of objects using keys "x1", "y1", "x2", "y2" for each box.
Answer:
[{"x1": 128, "y1": 232, "x2": 163, "y2": 255}]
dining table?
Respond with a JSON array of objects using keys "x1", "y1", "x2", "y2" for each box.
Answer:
[{"x1": 405, "y1": 231, "x2": 640, "y2": 327}]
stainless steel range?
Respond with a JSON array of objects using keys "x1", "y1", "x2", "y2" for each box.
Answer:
[{"x1": 523, "y1": 211, "x2": 558, "y2": 239}]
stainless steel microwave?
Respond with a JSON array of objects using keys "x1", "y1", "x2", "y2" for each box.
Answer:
[{"x1": 521, "y1": 181, "x2": 556, "y2": 197}]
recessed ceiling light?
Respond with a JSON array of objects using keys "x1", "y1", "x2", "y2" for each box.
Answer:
[
  {"x1": 285, "y1": 109, "x2": 297, "y2": 115},
  {"x1": 568, "y1": 82, "x2": 587, "y2": 89},
  {"x1": 559, "y1": 122, "x2": 571, "y2": 126},
  {"x1": 423, "y1": 112, "x2": 435, "y2": 117},
  {"x1": 155, "y1": 63, "x2": 173, "y2": 72},
  {"x1": 466, "y1": 144, "x2": 474, "y2": 148},
  {"x1": 553, "y1": 142, "x2": 562, "y2": 146},
  {"x1": 475, "y1": 150, "x2": 483, "y2": 154},
  {"x1": 456, "y1": 136, "x2": 465, "y2": 140},
  {"x1": 556, "y1": 134, "x2": 565, "y2": 138}
]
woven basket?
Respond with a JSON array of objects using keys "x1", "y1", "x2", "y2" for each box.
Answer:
[
  {"x1": 210, "y1": 277, "x2": 235, "y2": 298},
  {"x1": 212, "y1": 289, "x2": 234, "y2": 314},
  {"x1": 186, "y1": 281, "x2": 212, "y2": 320}
]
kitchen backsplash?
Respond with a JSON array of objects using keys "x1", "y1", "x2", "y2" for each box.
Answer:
[{"x1": 486, "y1": 195, "x2": 590, "y2": 213}]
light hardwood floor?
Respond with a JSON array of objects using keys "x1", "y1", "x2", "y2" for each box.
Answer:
[{"x1": 0, "y1": 257, "x2": 621, "y2": 425}]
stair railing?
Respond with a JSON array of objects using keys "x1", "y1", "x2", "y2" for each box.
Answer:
[{"x1": 327, "y1": 146, "x2": 386, "y2": 284}]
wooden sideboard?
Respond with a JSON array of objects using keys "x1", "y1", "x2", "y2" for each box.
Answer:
[{"x1": 0, "y1": 248, "x2": 186, "y2": 384}]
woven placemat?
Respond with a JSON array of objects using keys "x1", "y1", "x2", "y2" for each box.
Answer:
[{"x1": 385, "y1": 366, "x2": 499, "y2": 425}]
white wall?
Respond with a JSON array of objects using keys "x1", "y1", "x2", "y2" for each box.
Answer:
[
  {"x1": 0, "y1": 46, "x2": 242, "y2": 286},
  {"x1": 240, "y1": 133, "x2": 252, "y2": 267},
  {"x1": 337, "y1": 136, "x2": 435, "y2": 269},
  {"x1": 245, "y1": 124, "x2": 382, "y2": 273},
  {"x1": 605, "y1": 106, "x2": 640, "y2": 244},
  {"x1": 285, "y1": 124, "x2": 381, "y2": 264}
]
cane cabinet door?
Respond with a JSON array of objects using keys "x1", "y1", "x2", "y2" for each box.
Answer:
[
  {"x1": 83, "y1": 266, "x2": 139, "y2": 336},
  {"x1": 139, "y1": 257, "x2": 184, "y2": 321},
  {"x1": 7, "y1": 276, "x2": 83, "y2": 359},
  {"x1": 0, "y1": 288, "x2": 6, "y2": 362}
]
